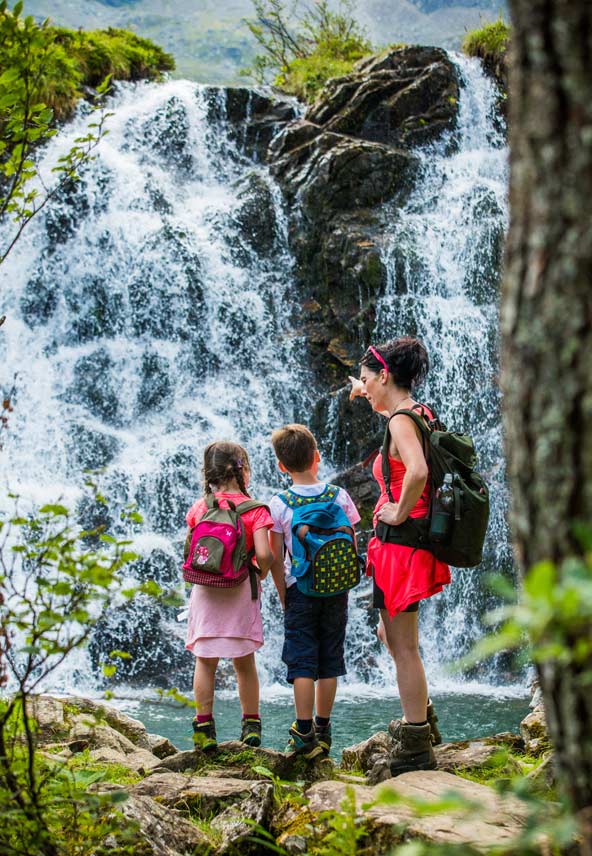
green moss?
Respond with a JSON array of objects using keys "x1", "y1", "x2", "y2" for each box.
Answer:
[
  {"x1": 462, "y1": 19, "x2": 511, "y2": 66},
  {"x1": 0, "y1": 22, "x2": 175, "y2": 122},
  {"x1": 66, "y1": 749, "x2": 141, "y2": 785},
  {"x1": 455, "y1": 746, "x2": 555, "y2": 799}
]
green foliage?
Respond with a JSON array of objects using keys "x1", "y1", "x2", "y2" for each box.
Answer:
[
  {"x1": 0, "y1": 1, "x2": 174, "y2": 268},
  {"x1": 0, "y1": 492, "x2": 151, "y2": 855},
  {"x1": 462, "y1": 19, "x2": 510, "y2": 65},
  {"x1": 65, "y1": 749, "x2": 142, "y2": 786},
  {"x1": 313, "y1": 786, "x2": 367, "y2": 856},
  {"x1": 242, "y1": 0, "x2": 372, "y2": 102},
  {"x1": 464, "y1": 550, "x2": 592, "y2": 669}
]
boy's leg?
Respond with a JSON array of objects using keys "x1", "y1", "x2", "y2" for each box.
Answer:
[
  {"x1": 194, "y1": 656, "x2": 219, "y2": 717},
  {"x1": 293, "y1": 677, "x2": 315, "y2": 720},
  {"x1": 315, "y1": 677, "x2": 337, "y2": 718},
  {"x1": 233, "y1": 653, "x2": 260, "y2": 715},
  {"x1": 316, "y1": 593, "x2": 348, "y2": 755}
]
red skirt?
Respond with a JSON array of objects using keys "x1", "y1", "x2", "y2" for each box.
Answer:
[{"x1": 367, "y1": 536, "x2": 451, "y2": 617}]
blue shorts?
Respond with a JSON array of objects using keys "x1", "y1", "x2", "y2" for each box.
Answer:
[{"x1": 282, "y1": 584, "x2": 348, "y2": 683}]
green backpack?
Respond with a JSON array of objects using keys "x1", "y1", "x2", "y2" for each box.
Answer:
[{"x1": 375, "y1": 405, "x2": 489, "y2": 568}]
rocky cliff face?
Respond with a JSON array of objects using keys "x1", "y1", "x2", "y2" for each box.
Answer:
[{"x1": 220, "y1": 46, "x2": 460, "y2": 476}]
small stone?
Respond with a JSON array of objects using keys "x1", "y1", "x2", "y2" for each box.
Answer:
[{"x1": 341, "y1": 731, "x2": 391, "y2": 773}]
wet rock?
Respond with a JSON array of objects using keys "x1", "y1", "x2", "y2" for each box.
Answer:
[
  {"x1": 332, "y1": 461, "x2": 380, "y2": 527},
  {"x1": 310, "y1": 388, "x2": 384, "y2": 469},
  {"x1": 88, "y1": 595, "x2": 194, "y2": 688},
  {"x1": 139, "y1": 96, "x2": 192, "y2": 171},
  {"x1": 136, "y1": 447, "x2": 196, "y2": 534},
  {"x1": 64, "y1": 276, "x2": 124, "y2": 342},
  {"x1": 137, "y1": 350, "x2": 172, "y2": 414},
  {"x1": 231, "y1": 171, "x2": 279, "y2": 257},
  {"x1": 45, "y1": 178, "x2": 90, "y2": 245},
  {"x1": 204, "y1": 86, "x2": 298, "y2": 161},
  {"x1": 433, "y1": 740, "x2": 504, "y2": 773},
  {"x1": 76, "y1": 492, "x2": 113, "y2": 539},
  {"x1": 212, "y1": 780, "x2": 275, "y2": 855},
  {"x1": 67, "y1": 348, "x2": 121, "y2": 424},
  {"x1": 120, "y1": 793, "x2": 212, "y2": 856},
  {"x1": 341, "y1": 731, "x2": 391, "y2": 773},
  {"x1": 90, "y1": 745, "x2": 162, "y2": 774},
  {"x1": 299, "y1": 772, "x2": 528, "y2": 850},
  {"x1": 20, "y1": 273, "x2": 59, "y2": 327},
  {"x1": 520, "y1": 702, "x2": 548, "y2": 755},
  {"x1": 147, "y1": 734, "x2": 179, "y2": 759},
  {"x1": 128, "y1": 227, "x2": 205, "y2": 343},
  {"x1": 67, "y1": 423, "x2": 121, "y2": 470},
  {"x1": 133, "y1": 772, "x2": 263, "y2": 817},
  {"x1": 131, "y1": 549, "x2": 180, "y2": 589},
  {"x1": 307, "y1": 47, "x2": 459, "y2": 149}
]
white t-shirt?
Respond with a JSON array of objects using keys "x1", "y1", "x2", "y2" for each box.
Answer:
[{"x1": 269, "y1": 482, "x2": 361, "y2": 587}]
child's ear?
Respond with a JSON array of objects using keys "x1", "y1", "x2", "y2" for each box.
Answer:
[
  {"x1": 277, "y1": 460, "x2": 288, "y2": 474},
  {"x1": 314, "y1": 450, "x2": 321, "y2": 464}
]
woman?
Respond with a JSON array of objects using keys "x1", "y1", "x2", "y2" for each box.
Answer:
[{"x1": 349, "y1": 337, "x2": 450, "y2": 777}]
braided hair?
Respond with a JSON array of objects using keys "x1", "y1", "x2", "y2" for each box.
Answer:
[{"x1": 203, "y1": 441, "x2": 251, "y2": 497}]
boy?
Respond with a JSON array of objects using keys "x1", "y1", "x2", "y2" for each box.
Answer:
[{"x1": 269, "y1": 423, "x2": 361, "y2": 758}]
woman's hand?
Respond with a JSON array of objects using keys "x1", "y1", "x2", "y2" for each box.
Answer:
[
  {"x1": 376, "y1": 501, "x2": 403, "y2": 526},
  {"x1": 348, "y1": 376, "x2": 365, "y2": 401}
]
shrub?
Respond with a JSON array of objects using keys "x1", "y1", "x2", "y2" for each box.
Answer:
[{"x1": 462, "y1": 19, "x2": 511, "y2": 66}]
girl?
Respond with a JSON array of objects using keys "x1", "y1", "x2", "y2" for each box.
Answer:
[
  {"x1": 349, "y1": 337, "x2": 450, "y2": 778},
  {"x1": 184, "y1": 441, "x2": 273, "y2": 751}
]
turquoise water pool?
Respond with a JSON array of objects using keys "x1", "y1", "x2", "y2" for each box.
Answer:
[{"x1": 116, "y1": 690, "x2": 530, "y2": 758}]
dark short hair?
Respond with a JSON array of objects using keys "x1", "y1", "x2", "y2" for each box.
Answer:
[
  {"x1": 271, "y1": 424, "x2": 317, "y2": 473},
  {"x1": 361, "y1": 337, "x2": 429, "y2": 390}
]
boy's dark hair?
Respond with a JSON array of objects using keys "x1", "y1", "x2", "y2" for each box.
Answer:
[
  {"x1": 203, "y1": 441, "x2": 250, "y2": 496},
  {"x1": 361, "y1": 337, "x2": 429, "y2": 390},
  {"x1": 271, "y1": 424, "x2": 317, "y2": 473}
]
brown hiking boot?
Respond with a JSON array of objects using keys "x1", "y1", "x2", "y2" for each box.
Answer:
[
  {"x1": 427, "y1": 700, "x2": 442, "y2": 745},
  {"x1": 387, "y1": 720, "x2": 437, "y2": 776}
]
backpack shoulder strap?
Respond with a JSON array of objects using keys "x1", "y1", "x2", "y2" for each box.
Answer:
[
  {"x1": 234, "y1": 499, "x2": 269, "y2": 516},
  {"x1": 382, "y1": 406, "x2": 433, "y2": 502}
]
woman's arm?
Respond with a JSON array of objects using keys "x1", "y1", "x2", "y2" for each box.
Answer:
[
  {"x1": 253, "y1": 527, "x2": 273, "y2": 578},
  {"x1": 269, "y1": 531, "x2": 287, "y2": 609},
  {"x1": 376, "y1": 416, "x2": 428, "y2": 526}
]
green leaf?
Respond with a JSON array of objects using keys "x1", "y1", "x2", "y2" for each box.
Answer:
[{"x1": 39, "y1": 504, "x2": 69, "y2": 517}]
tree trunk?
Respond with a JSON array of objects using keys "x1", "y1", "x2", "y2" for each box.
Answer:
[{"x1": 502, "y1": 0, "x2": 592, "y2": 821}]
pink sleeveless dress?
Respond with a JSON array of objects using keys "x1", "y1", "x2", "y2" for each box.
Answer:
[{"x1": 185, "y1": 492, "x2": 273, "y2": 658}]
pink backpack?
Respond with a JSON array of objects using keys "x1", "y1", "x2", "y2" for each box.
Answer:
[{"x1": 182, "y1": 496, "x2": 268, "y2": 599}]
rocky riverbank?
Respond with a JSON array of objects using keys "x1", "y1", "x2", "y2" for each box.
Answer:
[{"x1": 30, "y1": 693, "x2": 551, "y2": 855}]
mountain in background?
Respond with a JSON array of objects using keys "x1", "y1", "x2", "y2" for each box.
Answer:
[{"x1": 25, "y1": 0, "x2": 508, "y2": 83}]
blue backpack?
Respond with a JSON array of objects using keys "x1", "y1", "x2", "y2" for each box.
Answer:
[{"x1": 278, "y1": 484, "x2": 361, "y2": 597}]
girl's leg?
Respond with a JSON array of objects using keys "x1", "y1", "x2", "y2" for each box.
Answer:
[
  {"x1": 233, "y1": 653, "x2": 260, "y2": 714},
  {"x1": 380, "y1": 608, "x2": 428, "y2": 723},
  {"x1": 194, "y1": 656, "x2": 219, "y2": 717}
]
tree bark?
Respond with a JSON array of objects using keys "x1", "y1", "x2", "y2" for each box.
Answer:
[{"x1": 502, "y1": 0, "x2": 592, "y2": 821}]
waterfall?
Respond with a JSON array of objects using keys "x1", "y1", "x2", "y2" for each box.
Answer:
[
  {"x1": 0, "y1": 79, "x2": 309, "y2": 692},
  {"x1": 0, "y1": 59, "x2": 522, "y2": 701},
  {"x1": 365, "y1": 53, "x2": 514, "y2": 690}
]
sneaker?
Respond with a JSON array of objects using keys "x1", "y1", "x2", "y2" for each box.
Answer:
[
  {"x1": 427, "y1": 700, "x2": 442, "y2": 745},
  {"x1": 192, "y1": 718, "x2": 217, "y2": 753},
  {"x1": 315, "y1": 720, "x2": 332, "y2": 756},
  {"x1": 240, "y1": 717, "x2": 262, "y2": 747},
  {"x1": 286, "y1": 722, "x2": 323, "y2": 760}
]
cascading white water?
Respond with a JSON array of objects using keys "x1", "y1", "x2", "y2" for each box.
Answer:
[
  {"x1": 0, "y1": 59, "x2": 523, "y2": 703},
  {"x1": 361, "y1": 53, "x2": 515, "y2": 691},
  {"x1": 0, "y1": 79, "x2": 311, "y2": 691}
]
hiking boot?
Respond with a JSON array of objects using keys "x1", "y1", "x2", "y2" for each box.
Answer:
[
  {"x1": 315, "y1": 721, "x2": 332, "y2": 756},
  {"x1": 240, "y1": 717, "x2": 262, "y2": 747},
  {"x1": 427, "y1": 699, "x2": 442, "y2": 745},
  {"x1": 286, "y1": 722, "x2": 323, "y2": 760},
  {"x1": 192, "y1": 718, "x2": 217, "y2": 753},
  {"x1": 387, "y1": 720, "x2": 437, "y2": 776}
]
